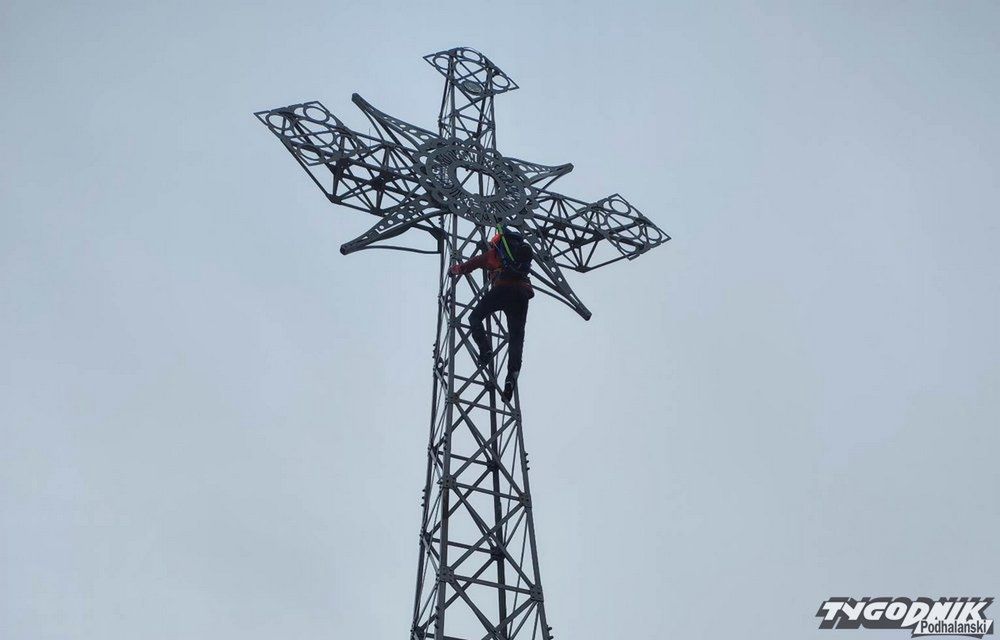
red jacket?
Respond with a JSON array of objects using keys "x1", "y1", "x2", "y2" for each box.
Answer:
[
  {"x1": 451, "y1": 237, "x2": 533, "y2": 292},
  {"x1": 453, "y1": 245, "x2": 502, "y2": 274}
]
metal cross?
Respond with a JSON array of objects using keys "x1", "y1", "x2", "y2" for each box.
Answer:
[{"x1": 256, "y1": 46, "x2": 669, "y2": 640}]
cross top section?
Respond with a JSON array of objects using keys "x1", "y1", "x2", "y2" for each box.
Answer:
[{"x1": 256, "y1": 47, "x2": 670, "y2": 319}]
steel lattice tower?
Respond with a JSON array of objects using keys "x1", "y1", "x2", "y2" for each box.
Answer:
[{"x1": 256, "y1": 47, "x2": 669, "y2": 640}]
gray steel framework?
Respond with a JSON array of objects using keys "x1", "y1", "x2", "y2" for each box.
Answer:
[{"x1": 256, "y1": 47, "x2": 670, "y2": 640}]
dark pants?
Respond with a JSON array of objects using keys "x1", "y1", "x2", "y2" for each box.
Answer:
[{"x1": 469, "y1": 285, "x2": 531, "y2": 377}]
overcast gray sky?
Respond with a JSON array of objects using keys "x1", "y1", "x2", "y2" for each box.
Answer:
[{"x1": 2, "y1": 1, "x2": 998, "y2": 639}]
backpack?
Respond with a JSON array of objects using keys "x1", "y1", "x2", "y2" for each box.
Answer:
[{"x1": 495, "y1": 229, "x2": 533, "y2": 278}]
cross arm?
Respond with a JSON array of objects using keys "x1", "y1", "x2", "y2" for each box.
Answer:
[
  {"x1": 255, "y1": 101, "x2": 425, "y2": 216},
  {"x1": 522, "y1": 188, "x2": 670, "y2": 273},
  {"x1": 255, "y1": 101, "x2": 443, "y2": 253}
]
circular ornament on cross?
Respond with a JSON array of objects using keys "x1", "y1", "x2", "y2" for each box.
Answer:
[{"x1": 417, "y1": 138, "x2": 529, "y2": 226}]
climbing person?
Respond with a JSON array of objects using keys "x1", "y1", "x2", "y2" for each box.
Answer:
[{"x1": 449, "y1": 227, "x2": 534, "y2": 403}]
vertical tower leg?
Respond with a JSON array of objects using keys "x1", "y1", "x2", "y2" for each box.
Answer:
[{"x1": 410, "y1": 216, "x2": 551, "y2": 640}]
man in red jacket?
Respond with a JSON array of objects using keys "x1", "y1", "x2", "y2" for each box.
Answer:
[{"x1": 449, "y1": 228, "x2": 534, "y2": 402}]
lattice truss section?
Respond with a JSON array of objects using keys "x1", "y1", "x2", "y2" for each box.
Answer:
[
  {"x1": 412, "y1": 217, "x2": 548, "y2": 640},
  {"x1": 255, "y1": 46, "x2": 671, "y2": 640}
]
